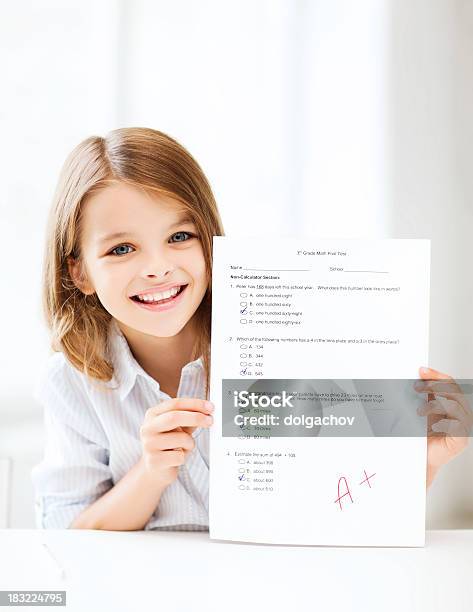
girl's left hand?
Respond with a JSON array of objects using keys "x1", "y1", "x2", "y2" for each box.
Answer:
[{"x1": 414, "y1": 367, "x2": 473, "y2": 487}]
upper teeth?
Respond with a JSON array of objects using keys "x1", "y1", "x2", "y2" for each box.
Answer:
[{"x1": 135, "y1": 286, "x2": 181, "y2": 302}]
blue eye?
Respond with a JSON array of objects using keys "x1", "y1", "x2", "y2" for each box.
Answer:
[
  {"x1": 109, "y1": 244, "x2": 134, "y2": 256},
  {"x1": 170, "y1": 231, "x2": 194, "y2": 243},
  {"x1": 108, "y1": 232, "x2": 195, "y2": 256}
]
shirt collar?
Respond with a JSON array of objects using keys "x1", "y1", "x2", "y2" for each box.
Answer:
[{"x1": 106, "y1": 318, "x2": 204, "y2": 402}]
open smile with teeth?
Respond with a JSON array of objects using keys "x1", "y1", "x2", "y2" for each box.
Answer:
[{"x1": 130, "y1": 284, "x2": 187, "y2": 305}]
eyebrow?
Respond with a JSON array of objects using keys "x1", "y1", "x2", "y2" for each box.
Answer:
[{"x1": 96, "y1": 214, "x2": 194, "y2": 245}]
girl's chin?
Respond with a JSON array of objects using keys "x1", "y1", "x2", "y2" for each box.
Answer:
[{"x1": 123, "y1": 319, "x2": 190, "y2": 338}]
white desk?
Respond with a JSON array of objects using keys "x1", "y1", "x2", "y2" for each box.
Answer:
[{"x1": 0, "y1": 529, "x2": 472, "y2": 612}]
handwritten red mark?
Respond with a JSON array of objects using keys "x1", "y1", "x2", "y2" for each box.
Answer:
[
  {"x1": 334, "y1": 469, "x2": 377, "y2": 510},
  {"x1": 334, "y1": 476, "x2": 354, "y2": 510},
  {"x1": 359, "y1": 469, "x2": 376, "y2": 488}
]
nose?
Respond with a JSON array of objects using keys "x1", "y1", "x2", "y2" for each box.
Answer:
[
  {"x1": 141, "y1": 250, "x2": 176, "y2": 280},
  {"x1": 146, "y1": 271, "x2": 171, "y2": 280},
  {"x1": 144, "y1": 265, "x2": 175, "y2": 280}
]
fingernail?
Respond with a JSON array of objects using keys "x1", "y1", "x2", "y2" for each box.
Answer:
[
  {"x1": 205, "y1": 415, "x2": 213, "y2": 424},
  {"x1": 206, "y1": 401, "x2": 215, "y2": 412},
  {"x1": 420, "y1": 367, "x2": 431, "y2": 374}
]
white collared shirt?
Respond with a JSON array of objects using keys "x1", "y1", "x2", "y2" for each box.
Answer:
[{"x1": 31, "y1": 319, "x2": 209, "y2": 530}]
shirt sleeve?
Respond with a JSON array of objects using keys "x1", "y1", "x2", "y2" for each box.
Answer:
[{"x1": 31, "y1": 354, "x2": 113, "y2": 529}]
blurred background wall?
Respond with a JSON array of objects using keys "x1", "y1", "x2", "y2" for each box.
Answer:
[{"x1": 0, "y1": 0, "x2": 471, "y2": 528}]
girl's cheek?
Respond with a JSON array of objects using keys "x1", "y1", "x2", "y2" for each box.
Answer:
[
  {"x1": 174, "y1": 249, "x2": 205, "y2": 281},
  {"x1": 191, "y1": 247, "x2": 207, "y2": 275},
  {"x1": 192, "y1": 262, "x2": 207, "y2": 286}
]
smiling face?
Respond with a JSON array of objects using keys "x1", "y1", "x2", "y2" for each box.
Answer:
[{"x1": 68, "y1": 181, "x2": 208, "y2": 339}]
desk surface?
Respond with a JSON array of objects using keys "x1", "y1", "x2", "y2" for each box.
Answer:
[{"x1": 0, "y1": 529, "x2": 472, "y2": 612}]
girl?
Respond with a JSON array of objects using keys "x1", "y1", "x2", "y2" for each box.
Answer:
[
  {"x1": 31, "y1": 127, "x2": 471, "y2": 531},
  {"x1": 32, "y1": 127, "x2": 224, "y2": 530}
]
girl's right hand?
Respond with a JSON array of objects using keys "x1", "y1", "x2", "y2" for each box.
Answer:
[{"x1": 139, "y1": 398, "x2": 214, "y2": 486}]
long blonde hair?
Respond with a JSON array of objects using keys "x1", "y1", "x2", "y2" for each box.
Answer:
[{"x1": 42, "y1": 127, "x2": 224, "y2": 398}]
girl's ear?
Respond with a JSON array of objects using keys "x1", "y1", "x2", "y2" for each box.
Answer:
[{"x1": 66, "y1": 256, "x2": 95, "y2": 295}]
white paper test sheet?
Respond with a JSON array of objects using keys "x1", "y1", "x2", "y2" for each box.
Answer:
[{"x1": 209, "y1": 238, "x2": 430, "y2": 546}]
